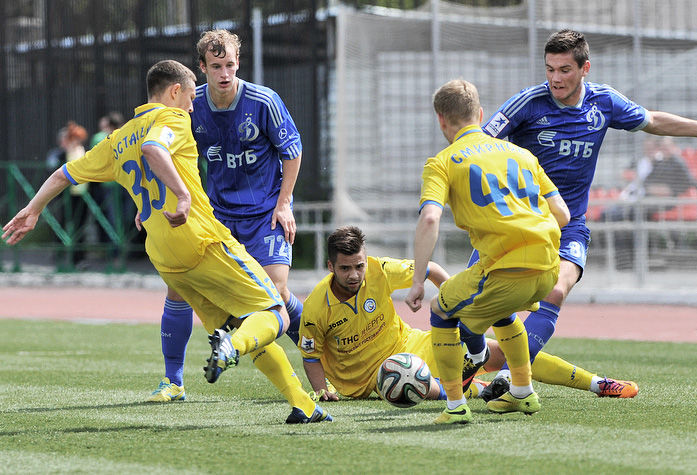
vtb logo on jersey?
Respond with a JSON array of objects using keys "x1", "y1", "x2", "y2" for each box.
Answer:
[
  {"x1": 206, "y1": 145, "x2": 223, "y2": 162},
  {"x1": 537, "y1": 130, "x2": 557, "y2": 148},
  {"x1": 586, "y1": 105, "x2": 606, "y2": 131},
  {"x1": 238, "y1": 115, "x2": 259, "y2": 142}
]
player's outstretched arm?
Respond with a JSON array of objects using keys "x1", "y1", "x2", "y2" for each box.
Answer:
[
  {"x1": 141, "y1": 144, "x2": 191, "y2": 227},
  {"x1": 303, "y1": 359, "x2": 339, "y2": 402},
  {"x1": 406, "y1": 204, "x2": 443, "y2": 312},
  {"x1": 547, "y1": 194, "x2": 570, "y2": 228},
  {"x1": 2, "y1": 168, "x2": 70, "y2": 245},
  {"x1": 643, "y1": 111, "x2": 697, "y2": 137},
  {"x1": 426, "y1": 261, "x2": 450, "y2": 288}
]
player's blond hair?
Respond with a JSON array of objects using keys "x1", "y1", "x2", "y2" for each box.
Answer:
[
  {"x1": 432, "y1": 79, "x2": 480, "y2": 125},
  {"x1": 197, "y1": 29, "x2": 241, "y2": 64}
]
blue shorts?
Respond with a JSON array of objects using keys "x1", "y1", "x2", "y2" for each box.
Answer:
[
  {"x1": 215, "y1": 208, "x2": 293, "y2": 268},
  {"x1": 466, "y1": 216, "x2": 590, "y2": 280},
  {"x1": 558, "y1": 216, "x2": 590, "y2": 278}
]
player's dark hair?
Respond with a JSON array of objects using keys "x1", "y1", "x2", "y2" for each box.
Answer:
[
  {"x1": 433, "y1": 79, "x2": 480, "y2": 125},
  {"x1": 197, "y1": 29, "x2": 241, "y2": 65},
  {"x1": 544, "y1": 29, "x2": 589, "y2": 67},
  {"x1": 146, "y1": 60, "x2": 196, "y2": 99},
  {"x1": 327, "y1": 226, "x2": 366, "y2": 263}
]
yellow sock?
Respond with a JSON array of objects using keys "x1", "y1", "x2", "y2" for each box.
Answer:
[
  {"x1": 250, "y1": 341, "x2": 316, "y2": 415},
  {"x1": 230, "y1": 310, "x2": 280, "y2": 356},
  {"x1": 492, "y1": 316, "x2": 531, "y2": 387},
  {"x1": 464, "y1": 381, "x2": 482, "y2": 399},
  {"x1": 431, "y1": 326, "x2": 464, "y2": 401},
  {"x1": 532, "y1": 351, "x2": 593, "y2": 391}
]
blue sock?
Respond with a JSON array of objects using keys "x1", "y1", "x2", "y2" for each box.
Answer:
[
  {"x1": 524, "y1": 301, "x2": 560, "y2": 361},
  {"x1": 458, "y1": 321, "x2": 486, "y2": 355},
  {"x1": 434, "y1": 378, "x2": 447, "y2": 400},
  {"x1": 284, "y1": 293, "x2": 303, "y2": 345},
  {"x1": 161, "y1": 298, "x2": 193, "y2": 387}
]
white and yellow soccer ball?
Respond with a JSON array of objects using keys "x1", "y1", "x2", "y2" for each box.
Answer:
[{"x1": 376, "y1": 353, "x2": 431, "y2": 408}]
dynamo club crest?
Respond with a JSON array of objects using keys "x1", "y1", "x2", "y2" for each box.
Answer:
[
  {"x1": 238, "y1": 116, "x2": 259, "y2": 142},
  {"x1": 586, "y1": 105, "x2": 606, "y2": 131}
]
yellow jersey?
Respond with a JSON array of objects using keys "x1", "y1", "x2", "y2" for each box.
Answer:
[
  {"x1": 64, "y1": 103, "x2": 233, "y2": 272},
  {"x1": 420, "y1": 124, "x2": 561, "y2": 272},
  {"x1": 299, "y1": 256, "x2": 420, "y2": 398}
]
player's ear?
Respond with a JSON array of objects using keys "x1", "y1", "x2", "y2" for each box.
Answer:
[
  {"x1": 327, "y1": 259, "x2": 334, "y2": 272},
  {"x1": 582, "y1": 60, "x2": 590, "y2": 76},
  {"x1": 478, "y1": 107, "x2": 483, "y2": 124},
  {"x1": 199, "y1": 60, "x2": 206, "y2": 74}
]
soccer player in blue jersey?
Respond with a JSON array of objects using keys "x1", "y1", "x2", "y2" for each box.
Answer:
[
  {"x1": 3, "y1": 59, "x2": 331, "y2": 424},
  {"x1": 148, "y1": 30, "x2": 308, "y2": 402},
  {"x1": 479, "y1": 29, "x2": 697, "y2": 400}
]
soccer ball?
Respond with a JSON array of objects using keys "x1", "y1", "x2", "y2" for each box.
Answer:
[{"x1": 376, "y1": 353, "x2": 431, "y2": 408}]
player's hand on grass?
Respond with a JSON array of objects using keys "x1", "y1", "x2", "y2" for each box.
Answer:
[
  {"x1": 163, "y1": 194, "x2": 191, "y2": 228},
  {"x1": 2, "y1": 207, "x2": 39, "y2": 245},
  {"x1": 309, "y1": 388, "x2": 340, "y2": 402},
  {"x1": 271, "y1": 203, "x2": 296, "y2": 244},
  {"x1": 405, "y1": 282, "x2": 425, "y2": 312}
]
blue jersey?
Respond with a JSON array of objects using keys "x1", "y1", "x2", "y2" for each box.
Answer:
[
  {"x1": 483, "y1": 81, "x2": 648, "y2": 218},
  {"x1": 192, "y1": 79, "x2": 302, "y2": 218}
]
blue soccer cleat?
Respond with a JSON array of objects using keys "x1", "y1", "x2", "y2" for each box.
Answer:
[
  {"x1": 285, "y1": 405, "x2": 333, "y2": 424},
  {"x1": 203, "y1": 329, "x2": 239, "y2": 383}
]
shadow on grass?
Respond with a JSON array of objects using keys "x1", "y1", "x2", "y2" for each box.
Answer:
[
  {"x1": 0, "y1": 422, "x2": 226, "y2": 438},
  {"x1": 2, "y1": 399, "x2": 220, "y2": 414}
]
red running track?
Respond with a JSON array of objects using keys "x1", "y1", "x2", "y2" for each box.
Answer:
[{"x1": 1, "y1": 287, "x2": 695, "y2": 343}]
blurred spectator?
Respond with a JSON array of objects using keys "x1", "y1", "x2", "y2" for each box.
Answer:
[
  {"x1": 603, "y1": 137, "x2": 697, "y2": 221},
  {"x1": 45, "y1": 121, "x2": 89, "y2": 268},
  {"x1": 90, "y1": 112, "x2": 126, "y2": 257},
  {"x1": 90, "y1": 111, "x2": 124, "y2": 148}
]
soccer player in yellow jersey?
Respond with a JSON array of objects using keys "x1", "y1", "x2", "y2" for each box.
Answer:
[
  {"x1": 300, "y1": 226, "x2": 450, "y2": 400},
  {"x1": 406, "y1": 79, "x2": 571, "y2": 424},
  {"x1": 301, "y1": 226, "x2": 635, "y2": 404},
  {"x1": 2, "y1": 59, "x2": 331, "y2": 424}
]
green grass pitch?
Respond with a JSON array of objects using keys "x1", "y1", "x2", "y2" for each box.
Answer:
[{"x1": 1, "y1": 318, "x2": 696, "y2": 474}]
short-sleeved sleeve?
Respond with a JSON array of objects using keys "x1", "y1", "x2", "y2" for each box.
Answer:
[{"x1": 419, "y1": 155, "x2": 449, "y2": 210}]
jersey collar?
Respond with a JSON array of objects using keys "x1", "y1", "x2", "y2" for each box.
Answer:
[
  {"x1": 549, "y1": 81, "x2": 587, "y2": 109},
  {"x1": 324, "y1": 278, "x2": 366, "y2": 314},
  {"x1": 454, "y1": 124, "x2": 483, "y2": 142},
  {"x1": 134, "y1": 103, "x2": 165, "y2": 118},
  {"x1": 205, "y1": 78, "x2": 245, "y2": 112}
]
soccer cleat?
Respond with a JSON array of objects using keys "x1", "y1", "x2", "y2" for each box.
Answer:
[
  {"x1": 309, "y1": 379, "x2": 339, "y2": 402},
  {"x1": 203, "y1": 329, "x2": 239, "y2": 384},
  {"x1": 285, "y1": 405, "x2": 333, "y2": 424},
  {"x1": 434, "y1": 403, "x2": 472, "y2": 424},
  {"x1": 462, "y1": 347, "x2": 490, "y2": 393},
  {"x1": 480, "y1": 376, "x2": 510, "y2": 402},
  {"x1": 325, "y1": 378, "x2": 337, "y2": 395},
  {"x1": 465, "y1": 378, "x2": 490, "y2": 399},
  {"x1": 487, "y1": 391, "x2": 541, "y2": 415},
  {"x1": 147, "y1": 377, "x2": 186, "y2": 402},
  {"x1": 597, "y1": 378, "x2": 639, "y2": 398}
]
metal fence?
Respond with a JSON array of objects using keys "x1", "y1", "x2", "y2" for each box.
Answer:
[
  {"x1": 332, "y1": 0, "x2": 697, "y2": 292},
  {"x1": 2, "y1": 0, "x2": 697, "y2": 294}
]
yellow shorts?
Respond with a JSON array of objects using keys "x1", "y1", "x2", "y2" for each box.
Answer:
[
  {"x1": 158, "y1": 241, "x2": 283, "y2": 333},
  {"x1": 436, "y1": 261, "x2": 559, "y2": 335}
]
